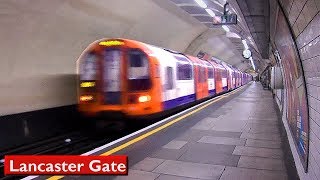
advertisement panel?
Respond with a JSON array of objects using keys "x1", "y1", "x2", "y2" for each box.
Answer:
[{"x1": 274, "y1": 5, "x2": 309, "y2": 171}]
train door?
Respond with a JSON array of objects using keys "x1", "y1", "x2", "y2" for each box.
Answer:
[
  {"x1": 207, "y1": 65, "x2": 215, "y2": 96},
  {"x1": 198, "y1": 66, "x2": 204, "y2": 99},
  {"x1": 236, "y1": 71, "x2": 240, "y2": 87},
  {"x1": 226, "y1": 68, "x2": 232, "y2": 91},
  {"x1": 188, "y1": 56, "x2": 205, "y2": 100},
  {"x1": 232, "y1": 70, "x2": 236, "y2": 88},
  {"x1": 215, "y1": 68, "x2": 223, "y2": 94},
  {"x1": 200, "y1": 61, "x2": 209, "y2": 98},
  {"x1": 102, "y1": 49, "x2": 123, "y2": 105},
  {"x1": 221, "y1": 68, "x2": 228, "y2": 92},
  {"x1": 195, "y1": 63, "x2": 203, "y2": 100}
]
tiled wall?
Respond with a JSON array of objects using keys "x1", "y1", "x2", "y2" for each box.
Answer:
[{"x1": 278, "y1": 0, "x2": 320, "y2": 179}]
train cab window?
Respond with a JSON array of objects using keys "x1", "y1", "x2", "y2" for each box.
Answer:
[
  {"x1": 127, "y1": 49, "x2": 151, "y2": 91},
  {"x1": 166, "y1": 67, "x2": 174, "y2": 90},
  {"x1": 80, "y1": 51, "x2": 97, "y2": 81}
]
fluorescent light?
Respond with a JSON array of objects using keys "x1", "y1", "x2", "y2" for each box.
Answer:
[
  {"x1": 205, "y1": 9, "x2": 215, "y2": 17},
  {"x1": 222, "y1": 25, "x2": 229, "y2": 32},
  {"x1": 249, "y1": 57, "x2": 256, "y2": 70},
  {"x1": 242, "y1": 39, "x2": 249, "y2": 49},
  {"x1": 227, "y1": 32, "x2": 241, "y2": 38},
  {"x1": 194, "y1": 0, "x2": 207, "y2": 8},
  {"x1": 233, "y1": 33, "x2": 241, "y2": 38}
]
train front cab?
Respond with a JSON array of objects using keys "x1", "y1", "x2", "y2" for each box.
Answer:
[{"x1": 77, "y1": 39, "x2": 163, "y2": 117}]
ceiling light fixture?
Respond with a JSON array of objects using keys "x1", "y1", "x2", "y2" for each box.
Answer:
[
  {"x1": 233, "y1": 33, "x2": 241, "y2": 38},
  {"x1": 194, "y1": 0, "x2": 207, "y2": 8},
  {"x1": 249, "y1": 57, "x2": 256, "y2": 70},
  {"x1": 205, "y1": 9, "x2": 216, "y2": 17}
]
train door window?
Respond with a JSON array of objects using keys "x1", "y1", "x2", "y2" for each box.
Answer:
[
  {"x1": 80, "y1": 51, "x2": 98, "y2": 81},
  {"x1": 103, "y1": 49, "x2": 122, "y2": 92},
  {"x1": 166, "y1": 67, "x2": 174, "y2": 90},
  {"x1": 208, "y1": 68, "x2": 214, "y2": 79},
  {"x1": 198, "y1": 66, "x2": 201, "y2": 83},
  {"x1": 127, "y1": 49, "x2": 151, "y2": 91},
  {"x1": 198, "y1": 66, "x2": 206, "y2": 82}
]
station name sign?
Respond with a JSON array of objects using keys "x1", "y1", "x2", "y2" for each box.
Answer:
[
  {"x1": 213, "y1": 14, "x2": 238, "y2": 25},
  {"x1": 4, "y1": 155, "x2": 128, "y2": 175}
]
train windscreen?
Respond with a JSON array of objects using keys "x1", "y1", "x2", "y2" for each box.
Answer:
[
  {"x1": 80, "y1": 52, "x2": 98, "y2": 81},
  {"x1": 127, "y1": 49, "x2": 151, "y2": 91}
]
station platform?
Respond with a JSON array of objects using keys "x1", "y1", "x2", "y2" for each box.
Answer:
[{"x1": 43, "y1": 82, "x2": 288, "y2": 180}]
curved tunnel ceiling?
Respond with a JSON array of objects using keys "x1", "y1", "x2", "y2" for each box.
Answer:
[
  {"x1": 236, "y1": 0, "x2": 270, "y2": 60},
  {"x1": 169, "y1": 0, "x2": 267, "y2": 72}
]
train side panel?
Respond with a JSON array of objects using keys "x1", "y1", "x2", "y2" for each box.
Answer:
[
  {"x1": 149, "y1": 47, "x2": 196, "y2": 111},
  {"x1": 187, "y1": 55, "x2": 208, "y2": 100}
]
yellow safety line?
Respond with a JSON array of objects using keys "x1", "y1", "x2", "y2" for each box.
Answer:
[{"x1": 47, "y1": 86, "x2": 246, "y2": 180}]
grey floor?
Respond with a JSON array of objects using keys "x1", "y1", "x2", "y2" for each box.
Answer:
[
  {"x1": 61, "y1": 82, "x2": 287, "y2": 180},
  {"x1": 113, "y1": 82, "x2": 288, "y2": 180}
]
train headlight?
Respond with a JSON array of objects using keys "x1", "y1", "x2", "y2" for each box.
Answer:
[
  {"x1": 138, "y1": 95, "x2": 151, "y2": 103},
  {"x1": 80, "y1": 95, "x2": 94, "y2": 102}
]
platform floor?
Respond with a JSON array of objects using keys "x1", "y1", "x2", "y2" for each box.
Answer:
[{"x1": 70, "y1": 82, "x2": 288, "y2": 180}]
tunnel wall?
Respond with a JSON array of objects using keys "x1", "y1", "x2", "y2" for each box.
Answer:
[
  {"x1": 0, "y1": 0, "x2": 207, "y2": 116},
  {"x1": 270, "y1": 0, "x2": 320, "y2": 179},
  {"x1": 0, "y1": 0, "x2": 210, "y2": 150}
]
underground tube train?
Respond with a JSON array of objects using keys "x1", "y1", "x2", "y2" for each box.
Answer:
[{"x1": 77, "y1": 38, "x2": 252, "y2": 118}]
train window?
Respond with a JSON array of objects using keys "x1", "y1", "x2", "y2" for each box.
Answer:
[
  {"x1": 166, "y1": 67, "x2": 174, "y2": 90},
  {"x1": 177, "y1": 63, "x2": 192, "y2": 80},
  {"x1": 127, "y1": 49, "x2": 151, "y2": 91},
  {"x1": 174, "y1": 54, "x2": 193, "y2": 80},
  {"x1": 208, "y1": 68, "x2": 214, "y2": 79},
  {"x1": 80, "y1": 51, "x2": 98, "y2": 81},
  {"x1": 221, "y1": 69, "x2": 227, "y2": 78}
]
